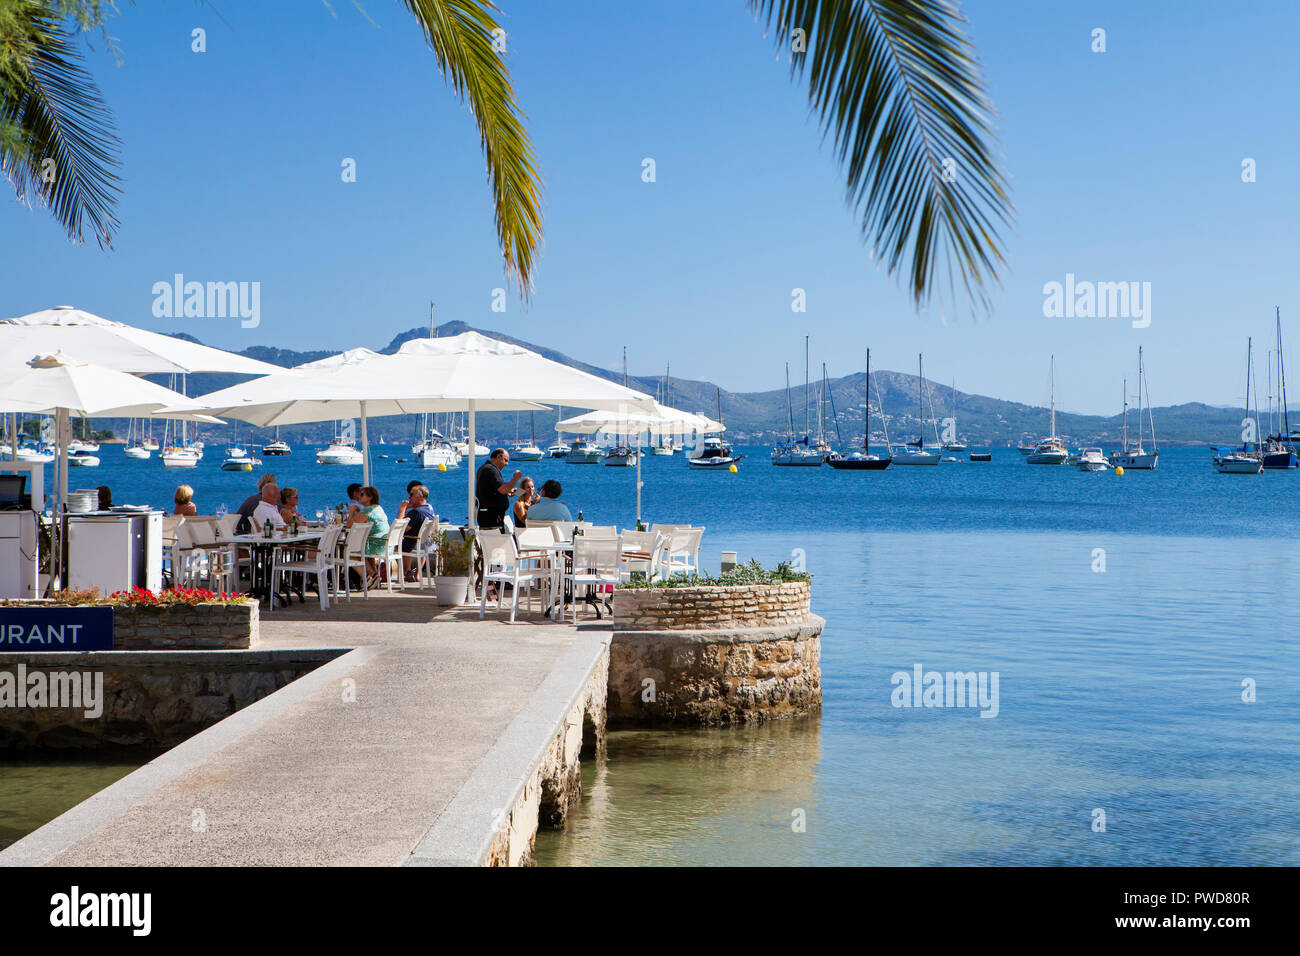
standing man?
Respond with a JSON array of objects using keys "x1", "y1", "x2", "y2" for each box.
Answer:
[{"x1": 475, "y1": 447, "x2": 521, "y2": 529}]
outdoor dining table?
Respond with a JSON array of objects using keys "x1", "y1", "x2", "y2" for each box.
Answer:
[{"x1": 229, "y1": 529, "x2": 326, "y2": 607}]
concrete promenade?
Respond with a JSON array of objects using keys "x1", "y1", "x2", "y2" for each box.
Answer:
[{"x1": 0, "y1": 592, "x2": 610, "y2": 866}]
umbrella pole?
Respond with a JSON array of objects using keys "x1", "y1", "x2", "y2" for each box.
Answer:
[
  {"x1": 360, "y1": 401, "x2": 370, "y2": 487},
  {"x1": 56, "y1": 407, "x2": 69, "y2": 591},
  {"x1": 467, "y1": 400, "x2": 477, "y2": 529},
  {"x1": 635, "y1": 425, "x2": 642, "y2": 524}
]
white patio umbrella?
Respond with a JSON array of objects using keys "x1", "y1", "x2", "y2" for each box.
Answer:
[
  {"x1": 0, "y1": 306, "x2": 283, "y2": 375},
  {"x1": 194, "y1": 331, "x2": 657, "y2": 525},
  {"x1": 0, "y1": 305, "x2": 282, "y2": 468},
  {"x1": 0, "y1": 353, "x2": 222, "y2": 590},
  {"x1": 556, "y1": 402, "x2": 726, "y2": 522}
]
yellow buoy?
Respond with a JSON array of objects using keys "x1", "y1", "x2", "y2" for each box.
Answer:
[
  {"x1": 1115, "y1": 466, "x2": 1124, "y2": 476},
  {"x1": 438, "y1": 463, "x2": 447, "y2": 472},
  {"x1": 728, "y1": 464, "x2": 738, "y2": 473}
]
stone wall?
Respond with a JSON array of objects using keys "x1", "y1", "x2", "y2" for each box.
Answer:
[
  {"x1": 0, "y1": 649, "x2": 338, "y2": 751},
  {"x1": 483, "y1": 643, "x2": 609, "y2": 867},
  {"x1": 113, "y1": 602, "x2": 259, "y2": 650},
  {"x1": 610, "y1": 583, "x2": 821, "y2": 727},
  {"x1": 612, "y1": 581, "x2": 810, "y2": 631}
]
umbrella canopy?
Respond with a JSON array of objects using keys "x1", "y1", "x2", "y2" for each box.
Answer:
[
  {"x1": 0, "y1": 306, "x2": 282, "y2": 375},
  {"x1": 192, "y1": 330, "x2": 657, "y2": 521},
  {"x1": 555, "y1": 402, "x2": 725, "y2": 436},
  {"x1": 0, "y1": 352, "x2": 219, "y2": 420}
]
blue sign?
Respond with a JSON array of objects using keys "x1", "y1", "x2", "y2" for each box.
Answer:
[{"x1": 0, "y1": 607, "x2": 113, "y2": 650}]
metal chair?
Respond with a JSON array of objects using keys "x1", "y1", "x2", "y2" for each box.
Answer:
[
  {"x1": 270, "y1": 525, "x2": 342, "y2": 612},
  {"x1": 477, "y1": 529, "x2": 550, "y2": 622}
]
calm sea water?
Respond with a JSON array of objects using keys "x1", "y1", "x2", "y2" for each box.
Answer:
[{"x1": 14, "y1": 443, "x2": 1300, "y2": 864}]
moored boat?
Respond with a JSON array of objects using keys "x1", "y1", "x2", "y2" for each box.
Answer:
[
  {"x1": 317, "y1": 437, "x2": 364, "y2": 466},
  {"x1": 1076, "y1": 447, "x2": 1110, "y2": 471},
  {"x1": 1028, "y1": 356, "x2": 1069, "y2": 464}
]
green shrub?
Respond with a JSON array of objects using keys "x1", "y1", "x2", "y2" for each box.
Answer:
[{"x1": 618, "y1": 559, "x2": 810, "y2": 589}]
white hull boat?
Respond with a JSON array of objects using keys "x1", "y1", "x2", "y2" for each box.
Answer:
[
  {"x1": 162, "y1": 447, "x2": 200, "y2": 468},
  {"x1": 262, "y1": 439, "x2": 291, "y2": 456},
  {"x1": 566, "y1": 441, "x2": 603, "y2": 464},
  {"x1": 548, "y1": 442, "x2": 570, "y2": 459},
  {"x1": 1076, "y1": 447, "x2": 1110, "y2": 471},
  {"x1": 124, "y1": 444, "x2": 151, "y2": 460},
  {"x1": 68, "y1": 452, "x2": 99, "y2": 467},
  {"x1": 317, "y1": 439, "x2": 364, "y2": 466},
  {"x1": 1110, "y1": 449, "x2": 1158, "y2": 470},
  {"x1": 603, "y1": 447, "x2": 639, "y2": 466},
  {"x1": 1214, "y1": 452, "x2": 1263, "y2": 474},
  {"x1": 891, "y1": 447, "x2": 942, "y2": 465},
  {"x1": 511, "y1": 444, "x2": 544, "y2": 462}
]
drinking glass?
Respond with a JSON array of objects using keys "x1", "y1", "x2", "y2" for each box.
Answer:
[{"x1": 316, "y1": 509, "x2": 324, "y2": 525}]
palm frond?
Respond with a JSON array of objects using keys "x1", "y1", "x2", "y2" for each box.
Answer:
[
  {"x1": 0, "y1": 0, "x2": 122, "y2": 247},
  {"x1": 398, "y1": 0, "x2": 544, "y2": 299},
  {"x1": 751, "y1": 0, "x2": 1012, "y2": 316}
]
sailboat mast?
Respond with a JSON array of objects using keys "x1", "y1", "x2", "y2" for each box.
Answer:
[
  {"x1": 785, "y1": 364, "x2": 794, "y2": 440},
  {"x1": 1121, "y1": 378, "x2": 1128, "y2": 452},
  {"x1": 1137, "y1": 348, "x2": 1144, "y2": 450},
  {"x1": 864, "y1": 350, "x2": 871, "y2": 453},
  {"x1": 918, "y1": 353, "x2": 924, "y2": 447},
  {"x1": 1246, "y1": 337, "x2": 1253, "y2": 451},
  {"x1": 804, "y1": 335, "x2": 810, "y2": 439},
  {"x1": 1049, "y1": 356, "x2": 1056, "y2": 438},
  {"x1": 1279, "y1": 307, "x2": 1290, "y2": 438}
]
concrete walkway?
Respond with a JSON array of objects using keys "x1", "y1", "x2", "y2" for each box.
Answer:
[{"x1": 1, "y1": 592, "x2": 609, "y2": 866}]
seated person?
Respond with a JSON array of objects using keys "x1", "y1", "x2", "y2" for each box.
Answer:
[
  {"x1": 512, "y1": 477, "x2": 539, "y2": 528},
  {"x1": 346, "y1": 486, "x2": 389, "y2": 587},
  {"x1": 236, "y1": 472, "x2": 277, "y2": 533},
  {"x1": 526, "y1": 479, "x2": 572, "y2": 522},
  {"x1": 96, "y1": 485, "x2": 112, "y2": 510},
  {"x1": 279, "y1": 486, "x2": 304, "y2": 525},
  {"x1": 397, "y1": 483, "x2": 437, "y2": 580},
  {"x1": 347, "y1": 482, "x2": 363, "y2": 504},
  {"x1": 251, "y1": 483, "x2": 288, "y2": 532},
  {"x1": 173, "y1": 484, "x2": 198, "y2": 517}
]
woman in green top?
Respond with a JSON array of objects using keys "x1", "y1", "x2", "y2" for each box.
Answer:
[{"x1": 347, "y1": 485, "x2": 390, "y2": 586}]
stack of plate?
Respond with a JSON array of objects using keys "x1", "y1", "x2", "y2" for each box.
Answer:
[{"x1": 67, "y1": 490, "x2": 99, "y2": 513}]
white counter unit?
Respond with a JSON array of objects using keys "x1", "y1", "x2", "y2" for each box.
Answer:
[
  {"x1": 66, "y1": 511, "x2": 163, "y2": 595},
  {"x1": 0, "y1": 511, "x2": 40, "y2": 599}
]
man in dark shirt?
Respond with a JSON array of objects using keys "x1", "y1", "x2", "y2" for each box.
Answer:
[
  {"x1": 475, "y1": 448, "x2": 521, "y2": 529},
  {"x1": 397, "y1": 484, "x2": 437, "y2": 580},
  {"x1": 235, "y1": 472, "x2": 276, "y2": 534}
]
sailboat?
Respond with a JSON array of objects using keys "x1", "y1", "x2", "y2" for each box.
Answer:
[
  {"x1": 124, "y1": 418, "x2": 151, "y2": 459},
  {"x1": 1109, "y1": 347, "x2": 1159, "y2": 469},
  {"x1": 827, "y1": 349, "x2": 891, "y2": 469},
  {"x1": 262, "y1": 425, "x2": 291, "y2": 456},
  {"x1": 604, "y1": 346, "x2": 641, "y2": 466},
  {"x1": 772, "y1": 359, "x2": 823, "y2": 466},
  {"x1": 688, "y1": 388, "x2": 744, "y2": 468},
  {"x1": 652, "y1": 364, "x2": 676, "y2": 455},
  {"x1": 1263, "y1": 308, "x2": 1297, "y2": 469},
  {"x1": 1213, "y1": 337, "x2": 1265, "y2": 473},
  {"x1": 1027, "y1": 356, "x2": 1069, "y2": 464},
  {"x1": 943, "y1": 380, "x2": 968, "y2": 454},
  {"x1": 512, "y1": 411, "x2": 545, "y2": 462},
  {"x1": 893, "y1": 355, "x2": 942, "y2": 465}
]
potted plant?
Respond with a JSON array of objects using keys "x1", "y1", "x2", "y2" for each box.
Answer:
[{"x1": 434, "y1": 529, "x2": 476, "y2": 606}]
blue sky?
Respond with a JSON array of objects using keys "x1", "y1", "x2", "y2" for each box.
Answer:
[{"x1": 4, "y1": 0, "x2": 1299, "y2": 415}]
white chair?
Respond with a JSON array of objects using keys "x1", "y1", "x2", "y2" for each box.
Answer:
[
  {"x1": 337, "y1": 523, "x2": 372, "y2": 599},
  {"x1": 550, "y1": 522, "x2": 577, "y2": 542},
  {"x1": 411, "y1": 517, "x2": 441, "y2": 588},
  {"x1": 619, "y1": 530, "x2": 666, "y2": 583},
  {"x1": 662, "y1": 527, "x2": 704, "y2": 578},
  {"x1": 270, "y1": 525, "x2": 342, "y2": 612},
  {"x1": 577, "y1": 522, "x2": 616, "y2": 538},
  {"x1": 214, "y1": 514, "x2": 240, "y2": 540},
  {"x1": 381, "y1": 517, "x2": 409, "y2": 592},
  {"x1": 478, "y1": 529, "x2": 550, "y2": 622},
  {"x1": 567, "y1": 535, "x2": 622, "y2": 622}
]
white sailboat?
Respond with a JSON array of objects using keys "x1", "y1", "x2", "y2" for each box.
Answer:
[
  {"x1": 893, "y1": 354, "x2": 942, "y2": 465},
  {"x1": 1027, "y1": 356, "x2": 1069, "y2": 464},
  {"x1": 512, "y1": 411, "x2": 544, "y2": 461},
  {"x1": 1213, "y1": 337, "x2": 1264, "y2": 474},
  {"x1": 772, "y1": 355, "x2": 823, "y2": 466},
  {"x1": 124, "y1": 418, "x2": 151, "y2": 459},
  {"x1": 1109, "y1": 347, "x2": 1159, "y2": 469}
]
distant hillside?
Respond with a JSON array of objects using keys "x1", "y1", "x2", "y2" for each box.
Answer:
[{"x1": 65, "y1": 322, "x2": 1250, "y2": 448}]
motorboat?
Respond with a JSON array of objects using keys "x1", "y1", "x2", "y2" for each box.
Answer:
[
  {"x1": 1017, "y1": 444, "x2": 1035, "y2": 456},
  {"x1": 221, "y1": 446, "x2": 256, "y2": 471},
  {"x1": 970, "y1": 446, "x2": 992, "y2": 462},
  {"x1": 68, "y1": 450, "x2": 100, "y2": 467},
  {"x1": 162, "y1": 446, "x2": 200, "y2": 468},
  {"x1": 565, "y1": 440, "x2": 602, "y2": 464},
  {"x1": 317, "y1": 437, "x2": 364, "y2": 466},
  {"x1": 512, "y1": 444, "x2": 544, "y2": 462},
  {"x1": 68, "y1": 439, "x2": 100, "y2": 454},
  {"x1": 262, "y1": 438, "x2": 291, "y2": 456},
  {"x1": 688, "y1": 436, "x2": 743, "y2": 469},
  {"x1": 1076, "y1": 447, "x2": 1110, "y2": 471},
  {"x1": 603, "y1": 445, "x2": 639, "y2": 466},
  {"x1": 413, "y1": 429, "x2": 460, "y2": 469},
  {"x1": 547, "y1": 441, "x2": 571, "y2": 459}
]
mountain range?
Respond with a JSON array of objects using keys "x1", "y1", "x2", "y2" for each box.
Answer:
[{"x1": 71, "y1": 321, "x2": 1258, "y2": 448}]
